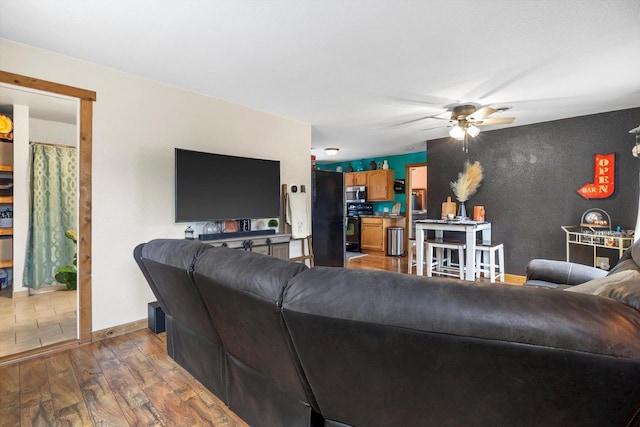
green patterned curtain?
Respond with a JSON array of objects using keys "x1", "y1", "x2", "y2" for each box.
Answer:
[{"x1": 23, "y1": 143, "x2": 77, "y2": 289}]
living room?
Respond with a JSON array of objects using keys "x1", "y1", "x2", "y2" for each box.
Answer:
[{"x1": 1, "y1": 1, "x2": 640, "y2": 425}]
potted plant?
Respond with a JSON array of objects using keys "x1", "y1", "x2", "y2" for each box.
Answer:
[
  {"x1": 268, "y1": 219, "x2": 279, "y2": 231},
  {"x1": 55, "y1": 229, "x2": 77, "y2": 290}
]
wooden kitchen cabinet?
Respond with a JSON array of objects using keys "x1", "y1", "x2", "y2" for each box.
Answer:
[
  {"x1": 366, "y1": 169, "x2": 394, "y2": 201},
  {"x1": 345, "y1": 172, "x2": 367, "y2": 186},
  {"x1": 361, "y1": 216, "x2": 405, "y2": 255},
  {"x1": 361, "y1": 218, "x2": 385, "y2": 253}
]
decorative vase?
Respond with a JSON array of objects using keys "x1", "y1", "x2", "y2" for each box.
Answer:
[
  {"x1": 457, "y1": 201, "x2": 467, "y2": 219},
  {"x1": 346, "y1": 164, "x2": 354, "y2": 172},
  {"x1": 382, "y1": 160, "x2": 389, "y2": 170},
  {"x1": 369, "y1": 160, "x2": 377, "y2": 170}
]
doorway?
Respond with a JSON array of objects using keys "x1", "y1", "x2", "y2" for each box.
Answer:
[
  {"x1": 405, "y1": 163, "x2": 428, "y2": 244},
  {"x1": 0, "y1": 71, "x2": 94, "y2": 364}
]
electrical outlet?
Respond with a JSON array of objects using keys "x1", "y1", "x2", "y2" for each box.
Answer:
[{"x1": 596, "y1": 256, "x2": 610, "y2": 270}]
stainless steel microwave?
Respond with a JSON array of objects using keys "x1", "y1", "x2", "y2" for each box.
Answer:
[{"x1": 346, "y1": 186, "x2": 367, "y2": 203}]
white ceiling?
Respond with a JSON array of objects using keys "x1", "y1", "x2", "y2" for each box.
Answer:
[{"x1": 1, "y1": 0, "x2": 639, "y2": 161}]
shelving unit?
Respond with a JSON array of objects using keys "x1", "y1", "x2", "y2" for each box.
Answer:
[{"x1": 0, "y1": 120, "x2": 13, "y2": 280}]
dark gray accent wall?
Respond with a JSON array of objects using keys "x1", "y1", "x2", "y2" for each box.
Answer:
[{"x1": 427, "y1": 107, "x2": 640, "y2": 276}]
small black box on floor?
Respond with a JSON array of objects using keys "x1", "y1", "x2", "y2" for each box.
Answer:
[{"x1": 148, "y1": 301, "x2": 166, "y2": 333}]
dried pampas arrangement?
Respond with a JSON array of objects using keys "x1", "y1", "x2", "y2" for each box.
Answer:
[{"x1": 450, "y1": 161, "x2": 484, "y2": 202}]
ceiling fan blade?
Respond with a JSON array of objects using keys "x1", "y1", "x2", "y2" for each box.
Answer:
[
  {"x1": 468, "y1": 106, "x2": 497, "y2": 120},
  {"x1": 420, "y1": 123, "x2": 453, "y2": 131},
  {"x1": 391, "y1": 114, "x2": 441, "y2": 127},
  {"x1": 474, "y1": 116, "x2": 515, "y2": 125},
  {"x1": 390, "y1": 113, "x2": 451, "y2": 127}
]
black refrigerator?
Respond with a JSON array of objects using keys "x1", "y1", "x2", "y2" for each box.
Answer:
[{"x1": 312, "y1": 170, "x2": 345, "y2": 266}]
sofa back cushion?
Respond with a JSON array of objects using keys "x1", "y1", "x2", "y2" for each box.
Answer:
[
  {"x1": 283, "y1": 267, "x2": 640, "y2": 426},
  {"x1": 192, "y1": 247, "x2": 316, "y2": 414},
  {"x1": 136, "y1": 239, "x2": 218, "y2": 338}
]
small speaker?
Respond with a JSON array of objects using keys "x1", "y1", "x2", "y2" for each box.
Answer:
[{"x1": 148, "y1": 301, "x2": 166, "y2": 333}]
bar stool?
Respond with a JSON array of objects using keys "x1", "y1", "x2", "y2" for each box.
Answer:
[
  {"x1": 475, "y1": 241, "x2": 505, "y2": 283},
  {"x1": 427, "y1": 240, "x2": 466, "y2": 280},
  {"x1": 408, "y1": 239, "x2": 431, "y2": 273}
]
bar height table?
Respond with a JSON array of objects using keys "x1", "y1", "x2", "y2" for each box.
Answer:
[{"x1": 415, "y1": 219, "x2": 492, "y2": 281}]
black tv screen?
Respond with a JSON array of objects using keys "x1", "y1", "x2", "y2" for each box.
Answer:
[{"x1": 175, "y1": 148, "x2": 281, "y2": 222}]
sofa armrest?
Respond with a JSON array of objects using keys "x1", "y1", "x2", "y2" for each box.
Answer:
[{"x1": 525, "y1": 259, "x2": 607, "y2": 286}]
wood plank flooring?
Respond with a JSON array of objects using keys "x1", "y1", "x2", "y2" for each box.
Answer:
[
  {"x1": 0, "y1": 290, "x2": 77, "y2": 358},
  {"x1": 346, "y1": 252, "x2": 522, "y2": 285},
  {"x1": 0, "y1": 253, "x2": 520, "y2": 426},
  {"x1": 0, "y1": 328, "x2": 247, "y2": 427}
]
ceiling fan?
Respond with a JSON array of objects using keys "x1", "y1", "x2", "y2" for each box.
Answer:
[{"x1": 446, "y1": 104, "x2": 516, "y2": 152}]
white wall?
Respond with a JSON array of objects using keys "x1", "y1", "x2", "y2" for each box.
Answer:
[
  {"x1": 0, "y1": 39, "x2": 312, "y2": 331},
  {"x1": 29, "y1": 118, "x2": 77, "y2": 146},
  {"x1": 11, "y1": 105, "x2": 29, "y2": 294}
]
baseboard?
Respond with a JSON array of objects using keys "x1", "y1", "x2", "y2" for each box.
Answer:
[
  {"x1": 92, "y1": 318, "x2": 147, "y2": 342},
  {"x1": 11, "y1": 288, "x2": 28, "y2": 298},
  {"x1": 505, "y1": 274, "x2": 526, "y2": 285}
]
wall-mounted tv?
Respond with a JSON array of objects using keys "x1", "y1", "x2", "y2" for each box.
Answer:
[{"x1": 175, "y1": 148, "x2": 281, "y2": 222}]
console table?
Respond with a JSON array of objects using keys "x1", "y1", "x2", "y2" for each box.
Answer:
[
  {"x1": 204, "y1": 233, "x2": 291, "y2": 260},
  {"x1": 415, "y1": 220, "x2": 492, "y2": 281}
]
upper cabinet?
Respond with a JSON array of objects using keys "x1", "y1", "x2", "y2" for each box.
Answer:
[
  {"x1": 345, "y1": 169, "x2": 395, "y2": 201},
  {"x1": 345, "y1": 172, "x2": 367, "y2": 186},
  {"x1": 366, "y1": 169, "x2": 394, "y2": 201}
]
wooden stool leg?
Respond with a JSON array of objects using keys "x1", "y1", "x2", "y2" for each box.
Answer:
[
  {"x1": 498, "y1": 246, "x2": 505, "y2": 282},
  {"x1": 427, "y1": 244, "x2": 434, "y2": 277},
  {"x1": 458, "y1": 247, "x2": 465, "y2": 280},
  {"x1": 408, "y1": 241, "x2": 416, "y2": 272},
  {"x1": 435, "y1": 247, "x2": 443, "y2": 272},
  {"x1": 489, "y1": 248, "x2": 496, "y2": 283}
]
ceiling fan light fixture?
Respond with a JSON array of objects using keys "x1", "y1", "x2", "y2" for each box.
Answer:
[
  {"x1": 449, "y1": 125, "x2": 465, "y2": 140},
  {"x1": 324, "y1": 147, "x2": 340, "y2": 156},
  {"x1": 467, "y1": 125, "x2": 480, "y2": 137}
]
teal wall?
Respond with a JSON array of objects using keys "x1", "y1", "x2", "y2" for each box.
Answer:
[{"x1": 318, "y1": 151, "x2": 427, "y2": 213}]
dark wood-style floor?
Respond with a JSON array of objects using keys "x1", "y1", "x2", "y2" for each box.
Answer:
[{"x1": 0, "y1": 253, "x2": 517, "y2": 426}]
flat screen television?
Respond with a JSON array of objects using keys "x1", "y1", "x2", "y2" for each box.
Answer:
[{"x1": 175, "y1": 148, "x2": 281, "y2": 222}]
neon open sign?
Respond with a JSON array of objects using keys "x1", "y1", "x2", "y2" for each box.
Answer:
[{"x1": 577, "y1": 153, "x2": 615, "y2": 199}]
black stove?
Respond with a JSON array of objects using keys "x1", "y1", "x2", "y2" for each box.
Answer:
[
  {"x1": 346, "y1": 203, "x2": 373, "y2": 252},
  {"x1": 347, "y1": 202, "x2": 374, "y2": 218}
]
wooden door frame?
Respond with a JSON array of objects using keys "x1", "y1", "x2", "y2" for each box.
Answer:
[
  {"x1": 0, "y1": 70, "x2": 95, "y2": 364},
  {"x1": 405, "y1": 162, "x2": 427, "y2": 248}
]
